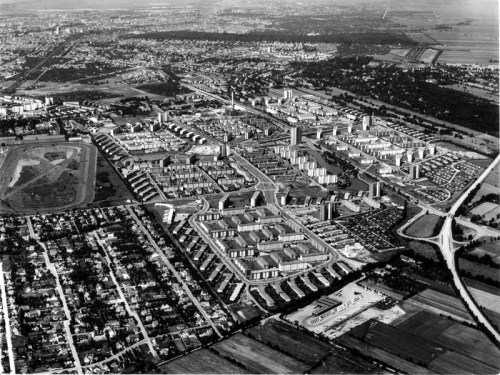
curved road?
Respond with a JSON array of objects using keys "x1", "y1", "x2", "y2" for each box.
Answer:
[{"x1": 437, "y1": 154, "x2": 500, "y2": 343}]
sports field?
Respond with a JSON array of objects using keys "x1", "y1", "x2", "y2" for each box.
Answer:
[{"x1": 0, "y1": 143, "x2": 96, "y2": 213}]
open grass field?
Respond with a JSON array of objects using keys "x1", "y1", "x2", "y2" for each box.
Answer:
[
  {"x1": 227, "y1": 303, "x2": 261, "y2": 323},
  {"x1": 211, "y1": 333, "x2": 309, "y2": 374},
  {"x1": 158, "y1": 348, "x2": 250, "y2": 374},
  {"x1": 483, "y1": 163, "x2": 500, "y2": 187},
  {"x1": 405, "y1": 289, "x2": 472, "y2": 323},
  {"x1": 404, "y1": 214, "x2": 442, "y2": 238},
  {"x1": 0, "y1": 143, "x2": 96, "y2": 213},
  {"x1": 245, "y1": 319, "x2": 331, "y2": 365},
  {"x1": 91, "y1": 153, "x2": 135, "y2": 206}
]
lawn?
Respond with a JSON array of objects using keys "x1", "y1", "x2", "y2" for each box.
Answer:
[{"x1": 404, "y1": 214, "x2": 443, "y2": 238}]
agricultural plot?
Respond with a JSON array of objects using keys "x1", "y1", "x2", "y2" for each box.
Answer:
[
  {"x1": 338, "y1": 334, "x2": 437, "y2": 375},
  {"x1": 0, "y1": 143, "x2": 97, "y2": 213},
  {"x1": 433, "y1": 324, "x2": 500, "y2": 369},
  {"x1": 350, "y1": 320, "x2": 443, "y2": 365},
  {"x1": 158, "y1": 348, "x2": 250, "y2": 374},
  {"x1": 245, "y1": 319, "x2": 331, "y2": 365},
  {"x1": 404, "y1": 214, "x2": 442, "y2": 238},
  {"x1": 459, "y1": 258, "x2": 500, "y2": 283},
  {"x1": 392, "y1": 308, "x2": 500, "y2": 372},
  {"x1": 211, "y1": 333, "x2": 309, "y2": 374},
  {"x1": 393, "y1": 310, "x2": 454, "y2": 340},
  {"x1": 404, "y1": 289, "x2": 472, "y2": 323},
  {"x1": 428, "y1": 351, "x2": 499, "y2": 375},
  {"x1": 466, "y1": 284, "x2": 500, "y2": 313},
  {"x1": 470, "y1": 202, "x2": 500, "y2": 221},
  {"x1": 310, "y1": 348, "x2": 385, "y2": 374}
]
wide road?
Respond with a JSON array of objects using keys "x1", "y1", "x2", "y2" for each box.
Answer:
[{"x1": 438, "y1": 153, "x2": 500, "y2": 343}]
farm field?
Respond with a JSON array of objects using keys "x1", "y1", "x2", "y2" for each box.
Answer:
[
  {"x1": 347, "y1": 310, "x2": 500, "y2": 374},
  {"x1": 0, "y1": 143, "x2": 97, "y2": 213},
  {"x1": 428, "y1": 351, "x2": 499, "y2": 374},
  {"x1": 393, "y1": 310, "x2": 454, "y2": 340},
  {"x1": 404, "y1": 289, "x2": 473, "y2": 323},
  {"x1": 465, "y1": 284, "x2": 500, "y2": 313},
  {"x1": 211, "y1": 333, "x2": 309, "y2": 374},
  {"x1": 459, "y1": 258, "x2": 500, "y2": 283},
  {"x1": 470, "y1": 202, "x2": 500, "y2": 218},
  {"x1": 483, "y1": 163, "x2": 500, "y2": 187},
  {"x1": 404, "y1": 214, "x2": 442, "y2": 238},
  {"x1": 310, "y1": 348, "x2": 386, "y2": 374},
  {"x1": 471, "y1": 183, "x2": 499, "y2": 204},
  {"x1": 470, "y1": 241, "x2": 500, "y2": 263},
  {"x1": 349, "y1": 320, "x2": 442, "y2": 365},
  {"x1": 433, "y1": 324, "x2": 500, "y2": 369},
  {"x1": 337, "y1": 333, "x2": 437, "y2": 375},
  {"x1": 429, "y1": 32, "x2": 499, "y2": 65},
  {"x1": 245, "y1": 319, "x2": 331, "y2": 365},
  {"x1": 158, "y1": 348, "x2": 249, "y2": 374},
  {"x1": 441, "y1": 84, "x2": 499, "y2": 104},
  {"x1": 391, "y1": 308, "x2": 499, "y2": 370}
]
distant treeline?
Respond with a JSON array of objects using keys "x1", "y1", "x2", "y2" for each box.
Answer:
[{"x1": 125, "y1": 30, "x2": 416, "y2": 45}]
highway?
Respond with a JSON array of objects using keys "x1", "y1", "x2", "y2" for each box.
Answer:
[{"x1": 436, "y1": 153, "x2": 500, "y2": 343}]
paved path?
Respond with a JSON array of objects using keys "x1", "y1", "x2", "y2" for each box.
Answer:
[{"x1": 0, "y1": 263, "x2": 15, "y2": 375}]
